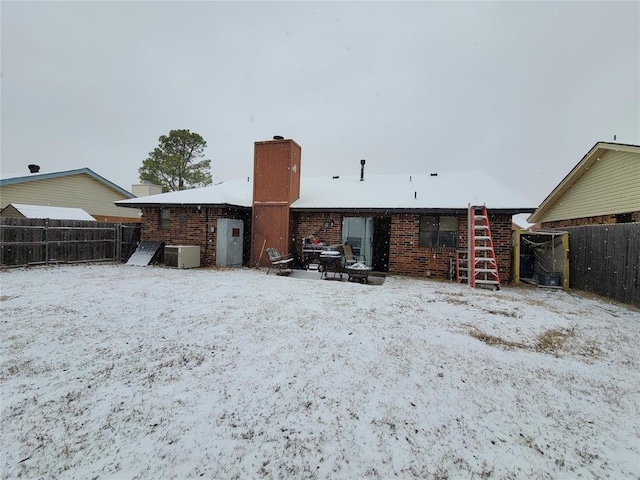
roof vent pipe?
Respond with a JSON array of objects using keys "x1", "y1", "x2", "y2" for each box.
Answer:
[
  {"x1": 28, "y1": 164, "x2": 40, "y2": 173},
  {"x1": 360, "y1": 159, "x2": 366, "y2": 181},
  {"x1": 273, "y1": 135, "x2": 284, "y2": 140}
]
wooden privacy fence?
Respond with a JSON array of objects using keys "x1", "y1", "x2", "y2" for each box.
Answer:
[
  {"x1": 567, "y1": 223, "x2": 640, "y2": 307},
  {"x1": 1, "y1": 218, "x2": 141, "y2": 267}
]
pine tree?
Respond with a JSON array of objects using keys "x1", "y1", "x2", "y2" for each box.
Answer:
[{"x1": 139, "y1": 129, "x2": 212, "y2": 191}]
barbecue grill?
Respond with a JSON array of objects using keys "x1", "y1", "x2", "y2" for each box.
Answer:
[
  {"x1": 319, "y1": 249, "x2": 345, "y2": 279},
  {"x1": 301, "y1": 244, "x2": 327, "y2": 270}
]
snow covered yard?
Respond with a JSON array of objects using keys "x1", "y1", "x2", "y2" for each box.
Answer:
[{"x1": 1, "y1": 264, "x2": 639, "y2": 479}]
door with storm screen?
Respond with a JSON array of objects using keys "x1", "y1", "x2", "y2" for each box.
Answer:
[{"x1": 342, "y1": 217, "x2": 373, "y2": 266}]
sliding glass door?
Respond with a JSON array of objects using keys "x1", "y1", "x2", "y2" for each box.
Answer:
[{"x1": 342, "y1": 217, "x2": 373, "y2": 266}]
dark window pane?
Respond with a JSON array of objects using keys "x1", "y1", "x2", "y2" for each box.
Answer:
[
  {"x1": 438, "y1": 231, "x2": 457, "y2": 247},
  {"x1": 440, "y1": 216, "x2": 457, "y2": 231},
  {"x1": 419, "y1": 215, "x2": 458, "y2": 248},
  {"x1": 616, "y1": 213, "x2": 632, "y2": 223},
  {"x1": 159, "y1": 209, "x2": 171, "y2": 230}
]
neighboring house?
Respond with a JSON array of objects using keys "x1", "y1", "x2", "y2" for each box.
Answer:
[
  {"x1": 528, "y1": 142, "x2": 640, "y2": 228},
  {"x1": 116, "y1": 137, "x2": 535, "y2": 284},
  {"x1": 131, "y1": 182, "x2": 164, "y2": 197},
  {"x1": 0, "y1": 167, "x2": 140, "y2": 222},
  {"x1": 1, "y1": 203, "x2": 96, "y2": 221},
  {"x1": 527, "y1": 141, "x2": 640, "y2": 306}
]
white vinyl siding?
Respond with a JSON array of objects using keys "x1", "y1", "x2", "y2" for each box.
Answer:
[
  {"x1": 541, "y1": 151, "x2": 640, "y2": 223},
  {"x1": 0, "y1": 174, "x2": 140, "y2": 219}
]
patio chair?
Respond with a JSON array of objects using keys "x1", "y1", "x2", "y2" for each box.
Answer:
[
  {"x1": 341, "y1": 244, "x2": 362, "y2": 268},
  {"x1": 265, "y1": 248, "x2": 294, "y2": 275}
]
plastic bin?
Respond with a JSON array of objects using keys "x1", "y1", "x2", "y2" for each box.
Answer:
[{"x1": 538, "y1": 272, "x2": 562, "y2": 286}]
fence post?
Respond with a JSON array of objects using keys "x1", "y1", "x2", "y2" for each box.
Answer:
[
  {"x1": 115, "y1": 224, "x2": 122, "y2": 262},
  {"x1": 45, "y1": 220, "x2": 49, "y2": 265}
]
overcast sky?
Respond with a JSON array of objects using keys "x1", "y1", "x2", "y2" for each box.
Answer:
[{"x1": 2, "y1": 1, "x2": 638, "y2": 204}]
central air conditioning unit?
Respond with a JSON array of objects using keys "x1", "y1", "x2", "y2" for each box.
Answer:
[{"x1": 164, "y1": 245, "x2": 201, "y2": 269}]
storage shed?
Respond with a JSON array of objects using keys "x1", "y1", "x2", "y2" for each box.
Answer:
[{"x1": 512, "y1": 229, "x2": 569, "y2": 289}]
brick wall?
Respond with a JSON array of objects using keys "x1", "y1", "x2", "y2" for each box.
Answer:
[
  {"x1": 292, "y1": 212, "x2": 343, "y2": 246},
  {"x1": 294, "y1": 211, "x2": 514, "y2": 283},
  {"x1": 387, "y1": 214, "x2": 461, "y2": 279},
  {"x1": 141, "y1": 206, "x2": 251, "y2": 267},
  {"x1": 542, "y1": 211, "x2": 640, "y2": 229},
  {"x1": 387, "y1": 212, "x2": 512, "y2": 284},
  {"x1": 489, "y1": 214, "x2": 514, "y2": 285},
  {"x1": 142, "y1": 207, "x2": 515, "y2": 281}
]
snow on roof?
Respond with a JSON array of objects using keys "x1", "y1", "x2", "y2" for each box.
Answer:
[
  {"x1": 115, "y1": 171, "x2": 535, "y2": 211},
  {"x1": 116, "y1": 178, "x2": 254, "y2": 207},
  {"x1": 6, "y1": 204, "x2": 96, "y2": 221},
  {"x1": 293, "y1": 172, "x2": 533, "y2": 210},
  {"x1": 512, "y1": 213, "x2": 535, "y2": 230}
]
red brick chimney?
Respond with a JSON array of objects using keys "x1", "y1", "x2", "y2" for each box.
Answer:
[{"x1": 251, "y1": 136, "x2": 301, "y2": 266}]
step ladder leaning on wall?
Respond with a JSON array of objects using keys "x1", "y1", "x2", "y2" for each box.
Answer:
[{"x1": 456, "y1": 205, "x2": 501, "y2": 290}]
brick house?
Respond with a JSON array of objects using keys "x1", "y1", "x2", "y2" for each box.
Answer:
[
  {"x1": 116, "y1": 137, "x2": 534, "y2": 284},
  {"x1": 122, "y1": 181, "x2": 254, "y2": 267}
]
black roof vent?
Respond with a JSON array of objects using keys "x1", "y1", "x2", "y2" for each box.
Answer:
[
  {"x1": 273, "y1": 135, "x2": 284, "y2": 140},
  {"x1": 28, "y1": 164, "x2": 40, "y2": 173}
]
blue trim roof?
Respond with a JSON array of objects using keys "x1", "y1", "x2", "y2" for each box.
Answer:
[{"x1": 0, "y1": 168, "x2": 135, "y2": 198}]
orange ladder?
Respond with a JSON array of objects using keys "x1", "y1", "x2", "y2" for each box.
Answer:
[{"x1": 457, "y1": 205, "x2": 501, "y2": 290}]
